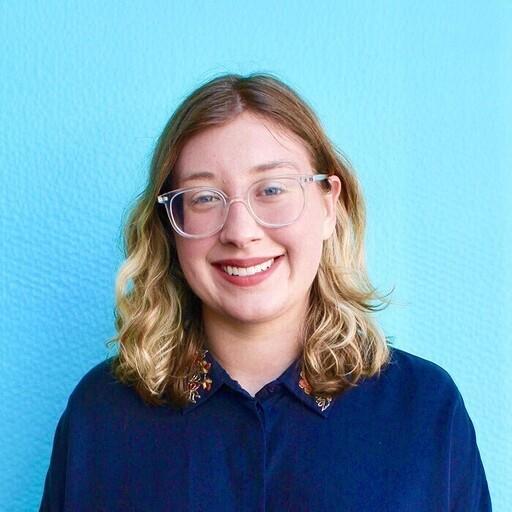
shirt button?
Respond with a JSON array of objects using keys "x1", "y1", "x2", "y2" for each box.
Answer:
[{"x1": 267, "y1": 383, "x2": 278, "y2": 393}]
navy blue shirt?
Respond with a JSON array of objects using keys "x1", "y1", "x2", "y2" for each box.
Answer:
[{"x1": 40, "y1": 347, "x2": 491, "y2": 511}]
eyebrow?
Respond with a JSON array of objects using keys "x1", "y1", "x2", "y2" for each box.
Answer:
[{"x1": 179, "y1": 160, "x2": 301, "y2": 184}]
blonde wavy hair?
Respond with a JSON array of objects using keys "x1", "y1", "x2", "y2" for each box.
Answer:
[{"x1": 106, "y1": 72, "x2": 393, "y2": 409}]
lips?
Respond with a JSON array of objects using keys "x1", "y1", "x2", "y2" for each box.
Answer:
[
  {"x1": 213, "y1": 254, "x2": 284, "y2": 288},
  {"x1": 212, "y1": 255, "x2": 284, "y2": 268}
]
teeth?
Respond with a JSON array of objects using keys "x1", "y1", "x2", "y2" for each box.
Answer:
[{"x1": 222, "y1": 258, "x2": 275, "y2": 276}]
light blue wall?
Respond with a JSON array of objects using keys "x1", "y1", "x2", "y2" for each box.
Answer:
[{"x1": 1, "y1": 1, "x2": 510, "y2": 509}]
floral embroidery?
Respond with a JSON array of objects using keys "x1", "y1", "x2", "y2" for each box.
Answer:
[
  {"x1": 299, "y1": 370, "x2": 333, "y2": 412},
  {"x1": 187, "y1": 349, "x2": 213, "y2": 404},
  {"x1": 298, "y1": 371, "x2": 313, "y2": 394}
]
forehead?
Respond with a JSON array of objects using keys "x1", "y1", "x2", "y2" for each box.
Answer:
[{"x1": 173, "y1": 112, "x2": 312, "y2": 186}]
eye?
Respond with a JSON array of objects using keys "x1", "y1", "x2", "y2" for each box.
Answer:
[
  {"x1": 193, "y1": 194, "x2": 216, "y2": 204},
  {"x1": 256, "y1": 182, "x2": 286, "y2": 197},
  {"x1": 263, "y1": 186, "x2": 282, "y2": 196},
  {"x1": 188, "y1": 190, "x2": 222, "y2": 207}
]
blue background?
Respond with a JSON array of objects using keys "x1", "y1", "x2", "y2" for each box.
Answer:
[{"x1": 1, "y1": 1, "x2": 510, "y2": 510}]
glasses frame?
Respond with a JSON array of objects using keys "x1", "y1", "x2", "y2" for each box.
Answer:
[{"x1": 157, "y1": 173, "x2": 330, "y2": 239}]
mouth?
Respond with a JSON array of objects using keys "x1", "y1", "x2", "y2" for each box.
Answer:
[
  {"x1": 212, "y1": 255, "x2": 285, "y2": 286},
  {"x1": 220, "y1": 257, "x2": 277, "y2": 276}
]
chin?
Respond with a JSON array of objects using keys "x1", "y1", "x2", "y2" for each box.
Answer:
[{"x1": 220, "y1": 301, "x2": 285, "y2": 324}]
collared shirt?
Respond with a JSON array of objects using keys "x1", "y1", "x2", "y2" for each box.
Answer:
[{"x1": 39, "y1": 346, "x2": 491, "y2": 511}]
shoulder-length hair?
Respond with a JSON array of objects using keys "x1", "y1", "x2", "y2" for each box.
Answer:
[{"x1": 106, "y1": 72, "x2": 393, "y2": 409}]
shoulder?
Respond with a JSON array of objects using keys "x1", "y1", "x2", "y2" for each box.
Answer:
[
  {"x1": 65, "y1": 356, "x2": 143, "y2": 418},
  {"x1": 355, "y1": 346, "x2": 465, "y2": 416},
  {"x1": 385, "y1": 346, "x2": 459, "y2": 392},
  {"x1": 70, "y1": 356, "x2": 118, "y2": 398}
]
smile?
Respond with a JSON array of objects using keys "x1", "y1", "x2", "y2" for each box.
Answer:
[
  {"x1": 213, "y1": 255, "x2": 284, "y2": 287},
  {"x1": 221, "y1": 258, "x2": 274, "y2": 276}
]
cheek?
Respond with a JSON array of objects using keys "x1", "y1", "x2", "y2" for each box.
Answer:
[
  {"x1": 175, "y1": 240, "x2": 211, "y2": 283},
  {"x1": 283, "y1": 217, "x2": 324, "y2": 272},
  {"x1": 302, "y1": 198, "x2": 328, "y2": 252}
]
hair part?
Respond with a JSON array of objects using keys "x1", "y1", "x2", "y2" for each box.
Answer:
[{"x1": 106, "y1": 72, "x2": 393, "y2": 408}]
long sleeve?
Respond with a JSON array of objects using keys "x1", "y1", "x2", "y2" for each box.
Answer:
[
  {"x1": 39, "y1": 405, "x2": 70, "y2": 512},
  {"x1": 448, "y1": 390, "x2": 492, "y2": 511}
]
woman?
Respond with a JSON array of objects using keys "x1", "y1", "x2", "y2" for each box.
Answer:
[{"x1": 40, "y1": 73, "x2": 491, "y2": 511}]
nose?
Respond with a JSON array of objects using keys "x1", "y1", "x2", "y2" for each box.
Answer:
[{"x1": 218, "y1": 199, "x2": 264, "y2": 247}]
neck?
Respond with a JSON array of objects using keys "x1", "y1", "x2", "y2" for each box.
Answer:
[{"x1": 202, "y1": 306, "x2": 306, "y2": 397}]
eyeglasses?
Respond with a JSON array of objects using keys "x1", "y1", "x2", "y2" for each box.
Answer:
[{"x1": 157, "y1": 173, "x2": 330, "y2": 239}]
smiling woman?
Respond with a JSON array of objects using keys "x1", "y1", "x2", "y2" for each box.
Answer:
[
  {"x1": 39, "y1": 73, "x2": 491, "y2": 511},
  {"x1": 169, "y1": 113, "x2": 343, "y2": 343}
]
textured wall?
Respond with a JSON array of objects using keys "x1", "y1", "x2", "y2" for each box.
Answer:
[{"x1": 1, "y1": 1, "x2": 510, "y2": 510}]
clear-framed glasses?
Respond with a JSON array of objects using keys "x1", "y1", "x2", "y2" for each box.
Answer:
[{"x1": 157, "y1": 173, "x2": 330, "y2": 239}]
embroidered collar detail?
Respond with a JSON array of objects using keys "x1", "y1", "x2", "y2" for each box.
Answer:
[
  {"x1": 298, "y1": 370, "x2": 333, "y2": 412},
  {"x1": 185, "y1": 349, "x2": 334, "y2": 416},
  {"x1": 187, "y1": 349, "x2": 213, "y2": 404}
]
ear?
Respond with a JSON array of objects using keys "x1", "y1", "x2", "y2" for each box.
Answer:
[{"x1": 321, "y1": 175, "x2": 341, "y2": 240}]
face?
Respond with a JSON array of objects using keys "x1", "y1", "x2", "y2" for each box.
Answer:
[{"x1": 172, "y1": 111, "x2": 341, "y2": 329}]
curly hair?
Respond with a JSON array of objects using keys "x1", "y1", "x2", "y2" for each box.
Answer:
[{"x1": 106, "y1": 72, "x2": 393, "y2": 409}]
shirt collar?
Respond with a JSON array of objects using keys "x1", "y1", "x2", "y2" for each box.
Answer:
[
  {"x1": 278, "y1": 356, "x2": 334, "y2": 418},
  {"x1": 181, "y1": 349, "x2": 334, "y2": 418}
]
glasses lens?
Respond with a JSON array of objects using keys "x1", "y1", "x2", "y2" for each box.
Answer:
[
  {"x1": 249, "y1": 177, "x2": 304, "y2": 226},
  {"x1": 171, "y1": 189, "x2": 225, "y2": 236}
]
